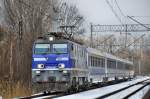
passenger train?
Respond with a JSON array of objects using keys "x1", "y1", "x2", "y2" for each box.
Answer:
[{"x1": 32, "y1": 33, "x2": 134, "y2": 92}]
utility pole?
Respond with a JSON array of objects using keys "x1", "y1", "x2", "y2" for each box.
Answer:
[
  {"x1": 139, "y1": 36, "x2": 144, "y2": 75},
  {"x1": 125, "y1": 24, "x2": 128, "y2": 48},
  {"x1": 138, "y1": 38, "x2": 142, "y2": 75},
  {"x1": 90, "y1": 23, "x2": 93, "y2": 47}
]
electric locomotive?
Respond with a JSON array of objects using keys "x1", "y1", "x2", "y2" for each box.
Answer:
[{"x1": 32, "y1": 34, "x2": 88, "y2": 92}]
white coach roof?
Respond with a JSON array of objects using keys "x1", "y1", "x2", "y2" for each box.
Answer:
[{"x1": 87, "y1": 47, "x2": 133, "y2": 65}]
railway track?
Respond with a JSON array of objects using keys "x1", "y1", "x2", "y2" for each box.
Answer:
[
  {"x1": 17, "y1": 78, "x2": 150, "y2": 99},
  {"x1": 96, "y1": 79, "x2": 150, "y2": 99},
  {"x1": 18, "y1": 91, "x2": 64, "y2": 99},
  {"x1": 18, "y1": 79, "x2": 127, "y2": 99}
]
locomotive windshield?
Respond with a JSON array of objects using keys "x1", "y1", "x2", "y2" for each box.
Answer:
[
  {"x1": 34, "y1": 44, "x2": 50, "y2": 54},
  {"x1": 52, "y1": 44, "x2": 67, "y2": 53},
  {"x1": 34, "y1": 43, "x2": 68, "y2": 54}
]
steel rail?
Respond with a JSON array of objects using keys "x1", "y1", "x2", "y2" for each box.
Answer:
[
  {"x1": 19, "y1": 91, "x2": 63, "y2": 99},
  {"x1": 96, "y1": 78, "x2": 150, "y2": 99},
  {"x1": 123, "y1": 81, "x2": 150, "y2": 99}
]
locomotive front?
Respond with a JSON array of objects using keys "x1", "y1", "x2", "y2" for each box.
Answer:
[{"x1": 32, "y1": 36, "x2": 72, "y2": 92}]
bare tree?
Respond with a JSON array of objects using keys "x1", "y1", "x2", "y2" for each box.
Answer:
[
  {"x1": 0, "y1": 0, "x2": 59, "y2": 98},
  {"x1": 0, "y1": 0, "x2": 85, "y2": 97},
  {"x1": 53, "y1": 1, "x2": 85, "y2": 38}
]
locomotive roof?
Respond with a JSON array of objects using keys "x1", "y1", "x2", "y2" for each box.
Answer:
[
  {"x1": 87, "y1": 47, "x2": 133, "y2": 65},
  {"x1": 34, "y1": 38, "x2": 74, "y2": 44}
]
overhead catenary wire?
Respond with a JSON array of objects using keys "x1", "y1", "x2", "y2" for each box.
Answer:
[
  {"x1": 128, "y1": 16, "x2": 150, "y2": 30},
  {"x1": 114, "y1": 0, "x2": 125, "y2": 17},
  {"x1": 131, "y1": 16, "x2": 150, "y2": 18},
  {"x1": 105, "y1": 0, "x2": 123, "y2": 25}
]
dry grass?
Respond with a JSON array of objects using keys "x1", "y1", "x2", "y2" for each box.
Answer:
[{"x1": 0, "y1": 80, "x2": 31, "y2": 99}]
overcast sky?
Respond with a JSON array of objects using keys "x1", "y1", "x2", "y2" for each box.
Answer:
[
  {"x1": 0, "y1": 0, "x2": 150, "y2": 35},
  {"x1": 66, "y1": 0, "x2": 150, "y2": 36},
  {"x1": 68, "y1": 0, "x2": 150, "y2": 25}
]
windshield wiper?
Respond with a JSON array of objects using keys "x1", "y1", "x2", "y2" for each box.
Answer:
[{"x1": 53, "y1": 48, "x2": 61, "y2": 54}]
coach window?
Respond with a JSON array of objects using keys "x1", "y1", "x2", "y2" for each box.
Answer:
[
  {"x1": 130, "y1": 65, "x2": 133, "y2": 70},
  {"x1": 95, "y1": 57, "x2": 97, "y2": 67},
  {"x1": 127, "y1": 64, "x2": 129, "y2": 70},
  {"x1": 100, "y1": 59, "x2": 103, "y2": 67},
  {"x1": 92, "y1": 57, "x2": 94, "y2": 67},
  {"x1": 125, "y1": 64, "x2": 127, "y2": 70},
  {"x1": 97, "y1": 57, "x2": 99, "y2": 67},
  {"x1": 107, "y1": 60, "x2": 111, "y2": 68},
  {"x1": 110, "y1": 60, "x2": 112, "y2": 68},
  {"x1": 118, "y1": 62, "x2": 122, "y2": 69},
  {"x1": 96, "y1": 57, "x2": 98, "y2": 67},
  {"x1": 93, "y1": 57, "x2": 95, "y2": 67},
  {"x1": 120, "y1": 62, "x2": 123, "y2": 69},
  {"x1": 100, "y1": 58, "x2": 103, "y2": 67},
  {"x1": 102, "y1": 59, "x2": 105, "y2": 67},
  {"x1": 90, "y1": 56, "x2": 92, "y2": 67},
  {"x1": 108, "y1": 60, "x2": 115, "y2": 69},
  {"x1": 99, "y1": 58, "x2": 101, "y2": 67},
  {"x1": 98, "y1": 58, "x2": 100, "y2": 67},
  {"x1": 95, "y1": 57, "x2": 98, "y2": 67},
  {"x1": 94, "y1": 57, "x2": 96, "y2": 67},
  {"x1": 81, "y1": 48, "x2": 84, "y2": 57},
  {"x1": 91, "y1": 56, "x2": 93, "y2": 67},
  {"x1": 88, "y1": 56, "x2": 91, "y2": 66},
  {"x1": 97, "y1": 58, "x2": 99, "y2": 67},
  {"x1": 112, "y1": 60, "x2": 116, "y2": 69},
  {"x1": 122, "y1": 63, "x2": 125, "y2": 70},
  {"x1": 126, "y1": 64, "x2": 129, "y2": 70},
  {"x1": 71, "y1": 44, "x2": 74, "y2": 51}
]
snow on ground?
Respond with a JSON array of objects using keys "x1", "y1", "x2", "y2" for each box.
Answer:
[
  {"x1": 129, "y1": 85, "x2": 150, "y2": 99},
  {"x1": 32, "y1": 95, "x2": 56, "y2": 99},
  {"x1": 32, "y1": 93, "x2": 44, "y2": 96},
  {"x1": 54, "y1": 76, "x2": 150, "y2": 99}
]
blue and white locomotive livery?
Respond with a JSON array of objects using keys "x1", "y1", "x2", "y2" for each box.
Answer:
[{"x1": 32, "y1": 34, "x2": 134, "y2": 92}]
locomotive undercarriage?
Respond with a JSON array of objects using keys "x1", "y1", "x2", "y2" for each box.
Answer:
[{"x1": 32, "y1": 70, "x2": 89, "y2": 93}]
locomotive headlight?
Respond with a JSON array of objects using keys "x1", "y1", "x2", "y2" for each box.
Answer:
[
  {"x1": 58, "y1": 63, "x2": 65, "y2": 69},
  {"x1": 63, "y1": 70, "x2": 67, "y2": 74},
  {"x1": 49, "y1": 36, "x2": 54, "y2": 41},
  {"x1": 36, "y1": 70, "x2": 41, "y2": 74},
  {"x1": 37, "y1": 64, "x2": 45, "y2": 69}
]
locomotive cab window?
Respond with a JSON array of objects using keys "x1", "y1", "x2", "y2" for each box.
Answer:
[
  {"x1": 52, "y1": 44, "x2": 68, "y2": 54},
  {"x1": 34, "y1": 44, "x2": 50, "y2": 54}
]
